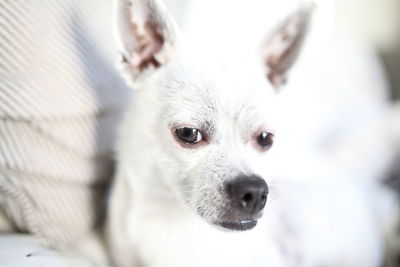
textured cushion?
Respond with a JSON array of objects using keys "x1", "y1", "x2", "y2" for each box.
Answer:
[
  {"x1": 0, "y1": 0, "x2": 130, "y2": 245},
  {"x1": 0, "y1": 235, "x2": 69, "y2": 267},
  {"x1": 0, "y1": 234, "x2": 109, "y2": 267}
]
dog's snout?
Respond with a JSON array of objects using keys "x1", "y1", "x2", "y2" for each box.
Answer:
[{"x1": 227, "y1": 175, "x2": 268, "y2": 215}]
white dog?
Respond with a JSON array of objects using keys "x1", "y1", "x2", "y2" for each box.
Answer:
[
  {"x1": 107, "y1": 0, "x2": 312, "y2": 266},
  {"x1": 106, "y1": 0, "x2": 399, "y2": 267}
]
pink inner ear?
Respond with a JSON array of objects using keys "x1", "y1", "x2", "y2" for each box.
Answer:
[
  {"x1": 136, "y1": 22, "x2": 164, "y2": 71},
  {"x1": 127, "y1": 18, "x2": 164, "y2": 71},
  {"x1": 263, "y1": 4, "x2": 314, "y2": 89},
  {"x1": 124, "y1": 0, "x2": 166, "y2": 72},
  {"x1": 265, "y1": 31, "x2": 302, "y2": 87}
]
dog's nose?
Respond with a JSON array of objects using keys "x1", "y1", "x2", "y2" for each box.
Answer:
[{"x1": 226, "y1": 175, "x2": 268, "y2": 215}]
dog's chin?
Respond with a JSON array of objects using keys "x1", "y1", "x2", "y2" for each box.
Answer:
[{"x1": 213, "y1": 219, "x2": 258, "y2": 231}]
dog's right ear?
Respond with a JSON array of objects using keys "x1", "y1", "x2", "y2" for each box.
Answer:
[{"x1": 116, "y1": 0, "x2": 180, "y2": 84}]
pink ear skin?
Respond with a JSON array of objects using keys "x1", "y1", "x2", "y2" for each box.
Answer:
[
  {"x1": 117, "y1": 0, "x2": 179, "y2": 81},
  {"x1": 262, "y1": 3, "x2": 315, "y2": 89}
]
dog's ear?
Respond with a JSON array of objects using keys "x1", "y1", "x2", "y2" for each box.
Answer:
[
  {"x1": 261, "y1": 3, "x2": 315, "y2": 89},
  {"x1": 116, "y1": 0, "x2": 180, "y2": 83}
]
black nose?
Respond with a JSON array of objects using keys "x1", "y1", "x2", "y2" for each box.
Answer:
[{"x1": 226, "y1": 175, "x2": 268, "y2": 216}]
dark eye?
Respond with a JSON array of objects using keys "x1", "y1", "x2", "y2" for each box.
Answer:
[
  {"x1": 256, "y1": 131, "x2": 274, "y2": 150},
  {"x1": 175, "y1": 127, "x2": 203, "y2": 144}
]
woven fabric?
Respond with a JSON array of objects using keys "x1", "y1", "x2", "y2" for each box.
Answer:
[{"x1": 0, "y1": 0, "x2": 130, "y2": 245}]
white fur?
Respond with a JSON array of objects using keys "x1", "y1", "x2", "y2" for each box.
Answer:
[
  {"x1": 108, "y1": 53, "x2": 285, "y2": 267},
  {"x1": 107, "y1": 1, "x2": 400, "y2": 267}
]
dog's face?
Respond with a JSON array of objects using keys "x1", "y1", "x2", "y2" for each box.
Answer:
[
  {"x1": 116, "y1": 0, "x2": 313, "y2": 231},
  {"x1": 155, "y1": 62, "x2": 278, "y2": 231}
]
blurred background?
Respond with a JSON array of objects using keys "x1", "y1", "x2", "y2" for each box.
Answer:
[{"x1": 333, "y1": 0, "x2": 400, "y2": 100}]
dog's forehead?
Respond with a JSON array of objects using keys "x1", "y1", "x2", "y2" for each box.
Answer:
[{"x1": 162, "y1": 60, "x2": 278, "y2": 127}]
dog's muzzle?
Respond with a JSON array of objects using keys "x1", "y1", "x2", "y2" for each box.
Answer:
[{"x1": 216, "y1": 175, "x2": 268, "y2": 231}]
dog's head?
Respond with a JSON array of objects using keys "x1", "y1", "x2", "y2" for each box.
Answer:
[{"x1": 116, "y1": 0, "x2": 313, "y2": 231}]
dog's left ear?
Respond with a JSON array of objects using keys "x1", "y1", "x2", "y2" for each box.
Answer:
[
  {"x1": 116, "y1": 0, "x2": 180, "y2": 83},
  {"x1": 261, "y1": 3, "x2": 315, "y2": 89}
]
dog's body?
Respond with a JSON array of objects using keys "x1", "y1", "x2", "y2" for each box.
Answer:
[{"x1": 107, "y1": 1, "x2": 400, "y2": 267}]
